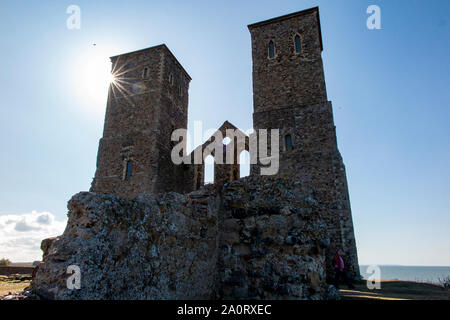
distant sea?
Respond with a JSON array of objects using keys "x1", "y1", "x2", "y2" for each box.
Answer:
[{"x1": 359, "y1": 265, "x2": 450, "y2": 284}]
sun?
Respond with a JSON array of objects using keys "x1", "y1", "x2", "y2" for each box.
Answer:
[
  {"x1": 107, "y1": 72, "x2": 116, "y2": 84},
  {"x1": 71, "y1": 46, "x2": 117, "y2": 113}
]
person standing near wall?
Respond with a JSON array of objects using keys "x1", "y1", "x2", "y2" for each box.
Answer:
[{"x1": 334, "y1": 248, "x2": 355, "y2": 289}]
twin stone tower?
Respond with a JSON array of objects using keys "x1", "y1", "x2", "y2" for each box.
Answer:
[{"x1": 89, "y1": 7, "x2": 360, "y2": 279}]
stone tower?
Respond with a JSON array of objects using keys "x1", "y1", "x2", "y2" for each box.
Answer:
[
  {"x1": 248, "y1": 7, "x2": 360, "y2": 279},
  {"x1": 90, "y1": 44, "x2": 191, "y2": 197}
]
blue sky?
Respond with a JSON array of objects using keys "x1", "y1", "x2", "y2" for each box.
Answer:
[{"x1": 0, "y1": 0, "x2": 449, "y2": 265}]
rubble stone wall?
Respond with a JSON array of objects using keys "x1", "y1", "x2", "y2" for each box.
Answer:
[
  {"x1": 252, "y1": 102, "x2": 360, "y2": 279},
  {"x1": 217, "y1": 177, "x2": 329, "y2": 299},
  {"x1": 31, "y1": 177, "x2": 332, "y2": 300}
]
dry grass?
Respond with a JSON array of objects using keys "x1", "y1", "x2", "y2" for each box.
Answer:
[{"x1": 0, "y1": 280, "x2": 30, "y2": 296}]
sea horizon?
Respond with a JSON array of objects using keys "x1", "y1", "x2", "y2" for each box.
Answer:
[{"x1": 359, "y1": 265, "x2": 450, "y2": 284}]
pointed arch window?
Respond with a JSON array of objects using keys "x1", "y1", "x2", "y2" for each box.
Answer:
[
  {"x1": 285, "y1": 134, "x2": 293, "y2": 151},
  {"x1": 294, "y1": 35, "x2": 302, "y2": 53},
  {"x1": 268, "y1": 40, "x2": 275, "y2": 59}
]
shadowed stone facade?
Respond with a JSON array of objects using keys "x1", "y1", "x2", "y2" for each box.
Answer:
[
  {"x1": 248, "y1": 8, "x2": 359, "y2": 279},
  {"x1": 31, "y1": 176, "x2": 333, "y2": 300},
  {"x1": 89, "y1": 6, "x2": 359, "y2": 281},
  {"x1": 90, "y1": 44, "x2": 192, "y2": 197},
  {"x1": 31, "y1": 7, "x2": 360, "y2": 299}
]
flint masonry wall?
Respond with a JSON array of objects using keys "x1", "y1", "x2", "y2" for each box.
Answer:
[
  {"x1": 217, "y1": 177, "x2": 330, "y2": 299},
  {"x1": 90, "y1": 45, "x2": 191, "y2": 197},
  {"x1": 248, "y1": 8, "x2": 327, "y2": 113},
  {"x1": 252, "y1": 103, "x2": 359, "y2": 279},
  {"x1": 31, "y1": 177, "x2": 331, "y2": 300}
]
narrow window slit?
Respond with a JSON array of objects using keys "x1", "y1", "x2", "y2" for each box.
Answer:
[
  {"x1": 285, "y1": 134, "x2": 293, "y2": 151},
  {"x1": 125, "y1": 160, "x2": 132, "y2": 179},
  {"x1": 268, "y1": 41, "x2": 275, "y2": 59},
  {"x1": 294, "y1": 35, "x2": 302, "y2": 53}
]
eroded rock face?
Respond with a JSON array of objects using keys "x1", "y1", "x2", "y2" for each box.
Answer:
[
  {"x1": 30, "y1": 177, "x2": 330, "y2": 300},
  {"x1": 31, "y1": 188, "x2": 218, "y2": 300}
]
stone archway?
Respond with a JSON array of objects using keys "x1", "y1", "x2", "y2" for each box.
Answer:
[{"x1": 189, "y1": 121, "x2": 250, "y2": 189}]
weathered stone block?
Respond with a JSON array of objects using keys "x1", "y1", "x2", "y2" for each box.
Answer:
[{"x1": 30, "y1": 176, "x2": 332, "y2": 300}]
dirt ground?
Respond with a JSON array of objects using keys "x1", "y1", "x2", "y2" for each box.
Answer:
[
  {"x1": 0, "y1": 280, "x2": 30, "y2": 296},
  {"x1": 340, "y1": 279, "x2": 450, "y2": 300},
  {"x1": 1, "y1": 277, "x2": 449, "y2": 300}
]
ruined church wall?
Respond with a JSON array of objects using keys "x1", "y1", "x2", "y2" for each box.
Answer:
[
  {"x1": 217, "y1": 177, "x2": 330, "y2": 299},
  {"x1": 31, "y1": 177, "x2": 333, "y2": 300},
  {"x1": 252, "y1": 102, "x2": 359, "y2": 279},
  {"x1": 91, "y1": 132, "x2": 159, "y2": 197}
]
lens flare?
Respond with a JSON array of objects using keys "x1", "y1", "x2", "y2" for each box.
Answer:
[{"x1": 108, "y1": 72, "x2": 116, "y2": 84}]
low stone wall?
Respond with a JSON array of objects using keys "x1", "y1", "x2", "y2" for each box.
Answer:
[
  {"x1": 30, "y1": 176, "x2": 333, "y2": 300},
  {"x1": 0, "y1": 266, "x2": 35, "y2": 276}
]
